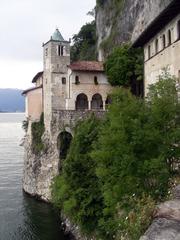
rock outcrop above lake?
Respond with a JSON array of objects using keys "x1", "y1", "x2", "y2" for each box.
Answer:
[{"x1": 140, "y1": 185, "x2": 180, "y2": 240}]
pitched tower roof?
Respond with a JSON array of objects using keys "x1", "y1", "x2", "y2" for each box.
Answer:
[{"x1": 51, "y1": 28, "x2": 64, "y2": 41}]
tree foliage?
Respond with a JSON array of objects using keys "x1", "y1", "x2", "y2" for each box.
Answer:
[
  {"x1": 31, "y1": 113, "x2": 45, "y2": 155},
  {"x1": 52, "y1": 74, "x2": 180, "y2": 239},
  {"x1": 104, "y1": 44, "x2": 143, "y2": 87},
  {"x1": 70, "y1": 21, "x2": 96, "y2": 62},
  {"x1": 52, "y1": 115, "x2": 103, "y2": 235}
]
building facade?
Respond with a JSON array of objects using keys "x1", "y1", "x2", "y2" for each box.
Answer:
[
  {"x1": 24, "y1": 29, "x2": 112, "y2": 129},
  {"x1": 133, "y1": 0, "x2": 180, "y2": 95}
]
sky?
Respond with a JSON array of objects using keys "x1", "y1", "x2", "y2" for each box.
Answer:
[{"x1": 0, "y1": 0, "x2": 95, "y2": 90}]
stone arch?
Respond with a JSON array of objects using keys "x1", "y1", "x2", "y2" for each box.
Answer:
[
  {"x1": 76, "y1": 93, "x2": 88, "y2": 110},
  {"x1": 57, "y1": 131, "x2": 72, "y2": 161},
  {"x1": 91, "y1": 93, "x2": 103, "y2": 110}
]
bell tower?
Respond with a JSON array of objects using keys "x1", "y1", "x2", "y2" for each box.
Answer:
[{"x1": 43, "y1": 29, "x2": 71, "y2": 131}]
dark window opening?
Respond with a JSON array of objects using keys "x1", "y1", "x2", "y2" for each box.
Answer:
[
  {"x1": 162, "y1": 34, "x2": 166, "y2": 49},
  {"x1": 57, "y1": 132, "x2": 72, "y2": 169},
  {"x1": 61, "y1": 46, "x2": 64, "y2": 56},
  {"x1": 155, "y1": 39, "x2": 159, "y2": 53},
  {"x1": 148, "y1": 45, "x2": 151, "y2": 59},
  {"x1": 75, "y1": 76, "x2": 80, "y2": 85},
  {"x1": 91, "y1": 94, "x2": 103, "y2": 110},
  {"x1": 178, "y1": 20, "x2": 180, "y2": 40},
  {"x1": 62, "y1": 77, "x2": 66, "y2": 84},
  {"x1": 94, "y1": 76, "x2": 98, "y2": 85},
  {"x1": 76, "y1": 93, "x2": 88, "y2": 110},
  {"x1": 168, "y1": 30, "x2": 172, "y2": 46},
  {"x1": 57, "y1": 45, "x2": 64, "y2": 56}
]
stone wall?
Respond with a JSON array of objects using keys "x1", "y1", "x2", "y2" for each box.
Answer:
[
  {"x1": 23, "y1": 110, "x2": 106, "y2": 202},
  {"x1": 96, "y1": 0, "x2": 173, "y2": 60}
]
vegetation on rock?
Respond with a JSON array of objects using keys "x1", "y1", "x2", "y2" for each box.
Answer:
[
  {"x1": 52, "y1": 74, "x2": 180, "y2": 240},
  {"x1": 70, "y1": 20, "x2": 97, "y2": 62},
  {"x1": 104, "y1": 44, "x2": 143, "y2": 87},
  {"x1": 31, "y1": 113, "x2": 45, "y2": 155}
]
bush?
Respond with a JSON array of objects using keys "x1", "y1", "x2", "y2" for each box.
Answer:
[
  {"x1": 52, "y1": 115, "x2": 103, "y2": 235},
  {"x1": 104, "y1": 44, "x2": 143, "y2": 87},
  {"x1": 31, "y1": 113, "x2": 45, "y2": 155},
  {"x1": 52, "y1": 74, "x2": 180, "y2": 239},
  {"x1": 22, "y1": 119, "x2": 28, "y2": 132}
]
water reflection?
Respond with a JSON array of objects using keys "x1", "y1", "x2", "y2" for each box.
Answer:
[{"x1": 0, "y1": 114, "x2": 66, "y2": 240}]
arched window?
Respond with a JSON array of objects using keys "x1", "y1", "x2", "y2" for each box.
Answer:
[
  {"x1": 91, "y1": 94, "x2": 103, "y2": 110},
  {"x1": 162, "y1": 34, "x2": 166, "y2": 49},
  {"x1": 178, "y1": 20, "x2": 180, "y2": 40},
  {"x1": 155, "y1": 39, "x2": 159, "y2": 53},
  {"x1": 57, "y1": 131, "x2": 72, "y2": 161},
  {"x1": 168, "y1": 30, "x2": 172, "y2": 46},
  {"x1": 148, "y1": 45, "x2": 151, "y2": 59},
  {"x1": 76, "y1": 93, "x2": 88, "y2": 110},
  {"x1": 75, "y1": 76, "x2": 80, "y2": 85}
]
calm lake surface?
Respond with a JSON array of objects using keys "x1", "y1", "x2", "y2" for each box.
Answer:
[{"x1": 0, "y1": 113, "x2": 66, "y2": 240}]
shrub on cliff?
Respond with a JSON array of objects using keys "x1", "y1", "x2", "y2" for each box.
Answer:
[
  {"x1": 31, "y1": 113, "x2": 45, "y2": 155},
  {"x1": 52, "y1": 115, "x2": 103, "y2": 235},
  {"x1": 71, "y1": 20, "x2": 96, "y2": 62},
  {"x1": 91, "y1": 73, "x2": 180, "y2": 239},
  {"x1": 104, "y1": 44, "x2": 143, "y2": 88},
  {"x1": 52, "y1": 74, "x2": 180, "y2": 239}
]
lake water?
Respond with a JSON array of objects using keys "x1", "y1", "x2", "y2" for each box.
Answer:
[{"x1": 0, "y1": 113, "x2": 66, "y2": 240}]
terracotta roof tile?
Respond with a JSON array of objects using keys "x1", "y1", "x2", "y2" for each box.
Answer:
[{"x1": 69, "y1": 61, "x2": 104, "y2": 72}]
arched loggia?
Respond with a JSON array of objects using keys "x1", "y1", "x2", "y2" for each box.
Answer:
[
  {"x1": 91, "y1": 93, "x2": 103, "y2": 110},
  {"x1": 76, "y1": 93, "x2": 88, "y2": 110}
]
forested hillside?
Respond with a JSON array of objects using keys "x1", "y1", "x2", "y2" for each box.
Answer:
[{"x1": 0, "y1": 89, "x2": 25, "y2": 112}]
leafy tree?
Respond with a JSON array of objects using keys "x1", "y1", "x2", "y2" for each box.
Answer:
[
  {"x1": 91, "y1": 74, "x2": 179, "y2": 238},
  {"x1": 52, "y1": 115, "x2": 103, "y2": 235},
  {"x1": 71, "y1": 21, "x2": 96, "y2": 62},
  {"x1": 104, "y1": 44, "x2": 143, "y2": 88},
  {"x1": 31, "y1": 113, "x2": 45, "y2": 154},
  {"x1": 52, "y1": 74, "x2": 180, "y2": 240}
]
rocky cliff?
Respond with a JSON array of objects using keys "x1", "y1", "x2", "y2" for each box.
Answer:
[
  {"x1": 96, "y1": 0, "x2": 173, "y2": 60},
  {"x1": 140, "y1": 185, "x2": 180, "y2": 240}
]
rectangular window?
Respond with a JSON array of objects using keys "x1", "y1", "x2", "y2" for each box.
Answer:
[
  {"x1": 162, "y1": 34, "x2": 166, "y2": 49},
  {"x1": 155, "y1": 39, "x2": 159, "y2": 53},
  {"x1": 168, "y1": 30, "x2": 172, "y2": 46},
  {"x1": 178, "y1": 20, "x2": 180, "y2": 40},
  {"x1": 148, "y1": 45, "x2": 151, "y2": 59},
  {"x1": 62, "y1": 77, "x2": 66, "y2": 84}
]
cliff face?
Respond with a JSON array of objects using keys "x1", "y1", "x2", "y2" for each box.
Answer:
[{"x1": 96, "y1": 0, "x2": 173, "y2": 60}]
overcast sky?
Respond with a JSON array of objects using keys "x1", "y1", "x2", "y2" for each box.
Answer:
[{"x1": 0, "y1": 0, "x2": 95, "y2": 89}]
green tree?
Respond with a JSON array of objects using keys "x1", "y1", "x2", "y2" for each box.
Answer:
[
  {"x1": 52, "y1": 115, "x2": 103, "y2": 235},
  {"x1": 91, "y1": 74, "x2": 179, "y2": 239},
  {"x1": 104, "y1": 44, "x2": 143, "y2": 88},
  {"x1": 71, "y1": 21, "x2": 96, "y2": 62}
]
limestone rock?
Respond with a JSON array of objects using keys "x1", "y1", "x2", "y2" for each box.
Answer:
[{"x1": 140, "y1": 185, "x2": 180, "y2": 240}]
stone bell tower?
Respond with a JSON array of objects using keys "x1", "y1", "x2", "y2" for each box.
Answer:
[{"x1": 43, "y1": 29, "x2": 71, "y2": 131}]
